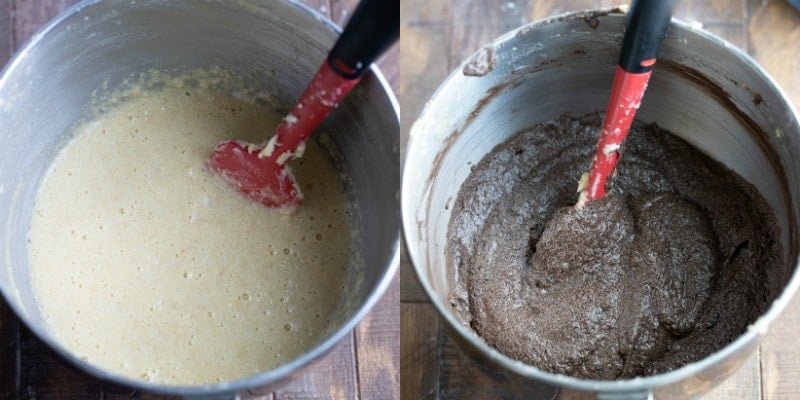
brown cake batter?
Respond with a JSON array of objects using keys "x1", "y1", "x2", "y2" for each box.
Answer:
[{"x1": 447, "y1": 114, "x2": 783, "y2": 379}]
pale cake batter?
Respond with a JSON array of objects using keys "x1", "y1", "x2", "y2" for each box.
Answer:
[{"x1": 28, "y1": 85, "x2": 353, "y2": 385}]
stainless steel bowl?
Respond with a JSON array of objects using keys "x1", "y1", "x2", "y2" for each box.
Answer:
[
  {"x1": 0, "y1": 0, "x2": 399, "y2": 397},
  {"x1": 402, "y1": 9, "x2": 800, "y2": 399}
]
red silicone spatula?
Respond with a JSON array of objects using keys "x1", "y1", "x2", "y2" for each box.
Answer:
[
  {"x1": 578, "y1": 0, "x2": 676, "y2": 207},
  {"x1": 207, "y1": 0, "x2": 399, "y2": 213}
]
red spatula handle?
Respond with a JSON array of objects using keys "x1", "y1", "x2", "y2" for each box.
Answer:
[
  {"x1": 262, "y1": 0, "x2": 399, "y2": 166},
  {"x1": 584, "y1": 67, "x2": 652, "y2": 201},
  {"x1": 581, "y1": 0, "x2": 675, "y2": 204}
]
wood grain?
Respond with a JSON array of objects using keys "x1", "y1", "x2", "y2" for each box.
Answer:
[
  {"x1": 448, "y1": 0, "x2": 530, "y2": 72},
  {"x1": 0, "y1": 0, "x2": 399, "y2": 399},
  {"x1": 399, "y1": 0, "x2": 800, "y2": 399},
  {"x1": 529, "y1": 0, "x2": 595, "y2": 21},
  {"x1": 747, "y1": 0, "x2": 800, "y2": 108},
  {"x1": 704, "y1": 23, "x2": 748, "y2": 51},
  {"x1": 399, "y1": 249, "x2": 428, "y2": 303},
  {"x1": 0, "y1": 0, "x2": 10, "y2": 66},
  {"x1": 436, "y1": 334, "x2": 509, "y2": 400},
  {"x1": 761, "y1": 291, "x2": 800, "y2": 400},
  {"x1": 701, "y1": 352, "x2": 762, "y2": 400},
  {"x1": 12, "y1": 0, "x2": 80, "y2": 46},
  {"x1": 273, "y1": 334, "x2": 358, "y2": 400},
  {"x1": 400, "y1": 303, "x2": 439, "y2": 400},
  {"x1": 398, "y1": 0, "x2": 451, "y2": 306},
  {"x1": 356, "y1": 276, "x2": 401, "y2": 400},
  {"x1": 399, "y1": 0, "x2": 450, "y2": 143},
  {"x1": 674, "y1": 0, "x2": 746, "y2": 24},
  {"x1": 748, "y1": 5, "x2": 800, "y2": 399}
]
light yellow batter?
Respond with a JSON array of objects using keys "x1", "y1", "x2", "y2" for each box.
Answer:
[{"x1": 27, "y1": 85, "x2": 352, "y2": 385}]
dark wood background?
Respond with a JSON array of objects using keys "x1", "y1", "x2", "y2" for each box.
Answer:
[
  {"x1": 400, "y1": 0, "x2": 800, "y2": 399},
  {"x1": 0, "y1": 0, "x2": 399, "y2": 399}
]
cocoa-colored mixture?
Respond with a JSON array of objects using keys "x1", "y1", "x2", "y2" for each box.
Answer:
[{"x1": 447, "y1": 114, "x2": 784, "y2": 379}]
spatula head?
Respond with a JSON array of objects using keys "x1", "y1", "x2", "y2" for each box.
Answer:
[{"x1": 206, "y1": 140, "x2": 302, "y2": 213}]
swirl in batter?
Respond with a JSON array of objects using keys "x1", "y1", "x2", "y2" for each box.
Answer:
[{"x1": 447, "y1": 114, "x2": 783, "y2": 379}]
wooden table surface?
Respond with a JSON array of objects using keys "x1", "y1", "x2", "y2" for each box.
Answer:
[
  {"x1": 400, "y1": 0, "x2": 800, "y2": 399},
  {"x1": 0, "y1": 1, "x2": 399, "y2": 399}
]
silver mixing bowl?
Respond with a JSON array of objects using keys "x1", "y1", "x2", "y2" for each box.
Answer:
[
  {"x1": 402, "y1": 9, "x2": 800, "y2": 400},
  {"x1": 0, "y1": 0, "x2": 399, "y2": 397}
]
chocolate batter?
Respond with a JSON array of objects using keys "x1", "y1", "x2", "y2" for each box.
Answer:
[{"x1": 447, "y1": 114, "x2": 783, "y2": 379}]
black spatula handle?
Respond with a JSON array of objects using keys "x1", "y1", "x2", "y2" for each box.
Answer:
[
  {"x1": 327, "y1": 0, "x2": 400, "y2": 80},
  {"x1": 618, "y1": 0, "x2": 677, "y2": 73}
]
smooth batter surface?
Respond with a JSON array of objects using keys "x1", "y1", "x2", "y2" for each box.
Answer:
[
  {"x1": 447, "y1": 114, "x2": 783, "y2": 379},
  {"x1": 28, "y1": 86, "x2": 352, "y2": 385}
]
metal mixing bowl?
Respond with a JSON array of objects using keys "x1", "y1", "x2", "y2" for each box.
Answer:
[
  {"x1": 0, "y1": 0, "x2": 399, "y2": 397},
  {"x1": 402, "y1": 9, "x2": 800, "y2": 399}
]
